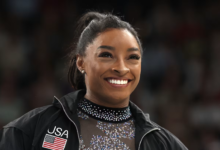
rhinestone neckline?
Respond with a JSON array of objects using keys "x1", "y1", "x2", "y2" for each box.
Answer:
[{"x1": 78, "y1": 98, "x2": 132, "y2": 123}]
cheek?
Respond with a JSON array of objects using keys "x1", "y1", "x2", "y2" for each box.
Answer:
[
  {"x1": 85, "y1": 62, "x2": 105, "y2": 84},
  {"x1": 131, "y1": 64, "x2": 141, "y2": 79}
]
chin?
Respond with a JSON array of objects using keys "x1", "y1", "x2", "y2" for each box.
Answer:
[{"x1": 107, "y1": 92, "x2": 130, "y2": 103}]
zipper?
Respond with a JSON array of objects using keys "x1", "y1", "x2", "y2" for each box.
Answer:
[
  {"x1": 54, "y1": 96, "x2": 80, "y2": 150},
  {"x1": 54, "y1": 96, "x2": 160, "y2": 150},
  {"x1": 138, "y1": 128, "x2": 161, "y2": 150}
]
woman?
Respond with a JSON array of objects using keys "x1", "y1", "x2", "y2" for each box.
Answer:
[{"x1": 0, "y1": 12, "x2": 188, "y2": 150}]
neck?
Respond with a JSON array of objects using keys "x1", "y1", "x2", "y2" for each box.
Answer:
[{"x1": 84, "y1": 91, "x2": 129, "y2": 108}]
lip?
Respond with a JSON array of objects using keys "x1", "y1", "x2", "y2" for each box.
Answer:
[{"x1": 104, "y1": 77, "x2": 132, "y2": 88}]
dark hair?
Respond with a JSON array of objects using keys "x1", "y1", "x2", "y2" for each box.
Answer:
[{"x1": 68, "y1": 11, "x2": 142, "y2": 90}]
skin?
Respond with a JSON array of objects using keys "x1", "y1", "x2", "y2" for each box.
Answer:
[{"x1": 77, "y1": 28, "x2": 141, "y2": 108}]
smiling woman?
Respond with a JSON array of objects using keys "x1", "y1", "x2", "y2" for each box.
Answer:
[
  {"x1": 77, "y1": 29, "x2": 141, "y2": 108},
  {"x1": 0, "y1": 12, "x2": 188, "y2": 150}
]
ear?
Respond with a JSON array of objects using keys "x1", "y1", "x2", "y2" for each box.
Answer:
[{"x1": 76, "y1": 55, "x2": 85, "y2": 72}]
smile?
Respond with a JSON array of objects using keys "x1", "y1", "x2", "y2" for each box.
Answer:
[
  {"x1": 104, "y1": 77, "x2": 132, "y2": 88},
  {"x1": 107, "y1": 79, "x2": 128, "y2": 85}
]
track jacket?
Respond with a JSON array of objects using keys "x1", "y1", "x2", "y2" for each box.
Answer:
[{"x1": 0, "y1": 90, "x2": 188, "y2": 150}]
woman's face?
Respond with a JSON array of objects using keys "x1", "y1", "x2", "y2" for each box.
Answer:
[{"x1": 79, "y1": 29, "x2": 141, "y2": 107}]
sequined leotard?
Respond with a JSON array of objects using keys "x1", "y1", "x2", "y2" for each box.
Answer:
[{"x1": 77, "y1": 98, "x2": 135, "y2": 150}]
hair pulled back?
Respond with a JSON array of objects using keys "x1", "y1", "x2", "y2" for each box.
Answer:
[{"x1": 68, "y1": 11, "x2": 142, "y2": 90}]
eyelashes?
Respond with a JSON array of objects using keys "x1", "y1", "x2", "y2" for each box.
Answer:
[
  {"x1": 129, "y1": 54, "x2": 140, "y2": 60},
  {"x1": 98, "y1": 52, "x2": 112, "y2": 58},
  {"x1": 98, "y1": 52, "x2": 140, "y2": 60}
]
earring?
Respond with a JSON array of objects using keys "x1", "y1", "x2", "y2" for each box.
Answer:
[{"x1": 81, "y1": 70, "x2": 85, "y2": 74}]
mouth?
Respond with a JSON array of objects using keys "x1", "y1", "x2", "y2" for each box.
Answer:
[{"x1": 104, "y1": 78, "x2": 132, "y2": 87}]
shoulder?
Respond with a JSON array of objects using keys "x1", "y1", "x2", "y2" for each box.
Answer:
[
  {"x1": 146, "y1": 119, "x2": 188, "y2": 150},
  {"x1": 159, "y1": 127, "x2": 187, "y2": 149},
  {"x1": 3, "y1": 104, "x2": 60, "y2": 136},
  {"x1": 0, "y1": 105, "x2": 62, "y2": 149},
  {"x1": 129, "y1": 102, "x2": 188, "y2": 150}
]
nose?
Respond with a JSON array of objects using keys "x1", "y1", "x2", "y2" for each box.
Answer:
[{"x1": 112, "y1": 59, "x2": 130, "y2": 76}]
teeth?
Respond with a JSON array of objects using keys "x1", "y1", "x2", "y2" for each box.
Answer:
[{"x1": 108, "y1": 79, "x2": 128, "y2": 85}]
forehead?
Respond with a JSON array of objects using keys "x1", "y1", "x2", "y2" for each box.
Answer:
[{"x1": 87, "y1": 29, "x2": 140, "y2": 52}]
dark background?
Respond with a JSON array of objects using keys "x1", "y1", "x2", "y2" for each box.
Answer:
[{"x1": 1, "y1": 0, "x2": 220, "y2": 149}]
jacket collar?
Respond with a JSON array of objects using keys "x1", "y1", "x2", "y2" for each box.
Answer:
[
  {"x1": 129, "y1": 101, "x2": 160, "y2": 149},
  {"x1": 54, "y1": 90, "x2": 86, "y2": 114},
  {"x1": 53, "y1": 90, "x2": 86, "y2": 134},
  {"x1": 53, "y1": 89, "x2": 160, "y2": 148}
]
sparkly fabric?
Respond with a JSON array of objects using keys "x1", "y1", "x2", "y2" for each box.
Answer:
[
  {"x1": 77, "y1": 99, "x2": 135, "y2": 150},
  {"x1": 78, "y1": 98, "x2": 132, "y2": 122}
]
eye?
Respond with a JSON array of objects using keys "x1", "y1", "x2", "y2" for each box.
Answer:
[
  {"x1": 129, "y1": 54, "x2": 140, "y2": 60},
  {"x1": 98, "y1": 52, "x2": 112, "y2": 58}
]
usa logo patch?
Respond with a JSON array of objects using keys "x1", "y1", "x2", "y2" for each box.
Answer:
[{"x1": 42, "y1": 134, "x2": 67, "y2": 150}]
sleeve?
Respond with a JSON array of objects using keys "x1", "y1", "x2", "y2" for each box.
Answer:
[{"x1": 0, "y1": 127, "x2": 32, "y2": 150}]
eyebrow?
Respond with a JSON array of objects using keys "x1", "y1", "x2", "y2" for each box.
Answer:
[
  {"x1": 97, "y1": 45, "x2": 115, "y2": 50},
  {"x1": 127, "y1": 47, "x2": 139, "y2": 52},
  {"x1": 97, "y1": 45, "x2": 139, "y2": 52}
]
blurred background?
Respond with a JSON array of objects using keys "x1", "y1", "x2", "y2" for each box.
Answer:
[{"x1": 0, "y1": 0, "x2": 220, "y2": 149}]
